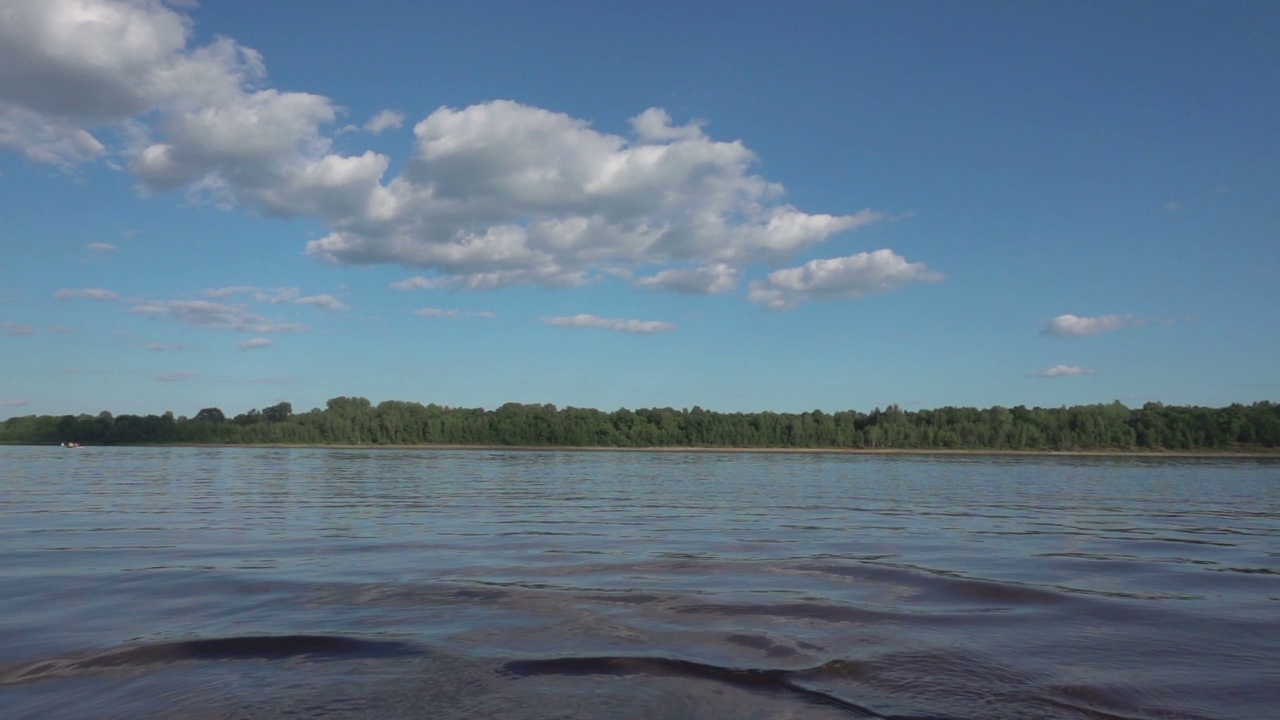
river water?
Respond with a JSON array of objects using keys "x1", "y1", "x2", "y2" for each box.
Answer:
[{"x1": 1, "y1": 446, "x2": 1277, "y2": 719}]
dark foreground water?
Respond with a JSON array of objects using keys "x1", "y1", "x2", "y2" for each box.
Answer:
[{"x1": 1, "y1": 447, "x2": 1277, "y2": 719}]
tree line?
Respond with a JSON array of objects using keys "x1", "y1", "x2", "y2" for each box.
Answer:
[{"x1": 2, "y1": 397, "x2": 1278, "y2": 452}]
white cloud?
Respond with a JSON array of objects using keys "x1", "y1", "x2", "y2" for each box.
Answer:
[
  {"x1": 0, "y1": 105, "x2": 107, "y2": 167},
  {"x1": 0, "y1": 398, "x2": 30, "y2": 408},
  {"x1": 391, "y1": 276, "x2": 440, "y2": 291},
  {"x1": 747, "y1": 249, "x2": 943, "y2": 310},
  {"x1": 0, "y1": 0, "x2": 917, "y2": 305},
  {"x1": 84, "y1": 242, "x2": 117, "y2": 252},
  {"x1": 129, "y1": 299, "x2": 306, "y2": 333},
  {"x1": 293, "y1": 293, "x2": 347, "y2": 310},
  {"x1": 1043, "y1": 314, "x2": 1140, "y2": 337},
  {"x1": 205, "y1": 285, "x2": 298, "y2": 303},
  {"x1": 206, "y1": 286, "x2": 344, "y2": 309},
  {"x1": 635, "y1": 263, "x2": 739, "y2": 294},
  {"x1": 238, "y1": 337, "x2": 273, "y2": 350},
  {"x1": 156, "y1": 371, "x2": 196, "y2": 381},
  {"x1": 413, "y1": 307, "x2": 495, "y2": 319},
  {"x1": 0, "y1": 0, "x2": 186, "y2": 164},
  {"x1": 364, "y1": 109, "x2": 405, "y2": 135},
  {"x1": 630, "y1": 108, "x2": 706, "y2": 142},
  {"x1": 1164, "y1": 201, "x2": 1180, "y2": 213},
  {"x1": 541, "y1": 314, "x2": 674, "y2": 334},
  {"x1": 1028, "y1": 364, "x2": 1098, "y2": 378},
  {"x1": 2, "y1": 321, "x2": 36, "y2": 336},
  {"x1": 54, "y1": 287, "x2": 119, "y2": 300},
  {"x1": 49, "y1": 325, "x2": 77, "y2": 334},
  {"x1": 303, "y1": 100, "x2": 883, "y2": 289}
]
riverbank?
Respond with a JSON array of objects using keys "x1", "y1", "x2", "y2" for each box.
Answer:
[{"x1": 18, "y1": 441, "x2": 1277, "y2": 458}]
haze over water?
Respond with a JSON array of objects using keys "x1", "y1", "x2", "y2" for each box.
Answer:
[{"x1": 2, "y1": 446, "x2": 1277, "y2": 719}]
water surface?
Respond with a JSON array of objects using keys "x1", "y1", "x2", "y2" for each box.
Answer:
[{"x1": 2, "y1": 447, "x2": 1277, "y2": 718}]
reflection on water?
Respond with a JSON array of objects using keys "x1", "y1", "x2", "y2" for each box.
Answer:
[{"x1": 1, "y1": 447, "x2": 1277, "y2": 718}]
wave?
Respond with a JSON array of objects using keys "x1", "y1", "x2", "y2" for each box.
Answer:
[
  {"x1": 0, "y1": 634, "x2": 419, "y2": 686},
  {"x1": 502, "y1": 655, "x2": 963, "y2": 719}
]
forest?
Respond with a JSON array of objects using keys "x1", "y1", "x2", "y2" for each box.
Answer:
[{"x1": 2, "y1": 398, "x2": 1279, "y2": 452}]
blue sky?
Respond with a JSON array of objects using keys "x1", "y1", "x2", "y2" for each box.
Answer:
[{"x1": 1, "y1": 0, "x2": 1277, "y2": 419}]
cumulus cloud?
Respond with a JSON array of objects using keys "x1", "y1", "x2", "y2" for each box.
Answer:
[
  {"x1": 54, "y1": 287, "x2": 119, "y2": 300},
  {"x1": 0, "y1": 0, "x2": 924, "y2": 305},
  {"x1": 1028, "y1": 364, "x2": 1097, "y2": 378},
  {"x1": 156, "y1": 371, "x2": 196, "y2": 381},
  {"x1": 635, "y1": 263, "x2": 740, "y2": 294},
  {"x1": 541, "y1": 314, "x2": 674, "y2": 334},
  {"x1": 1042, "y1": 314, "x2": 1140, "y2": 337},
  {"x1": 237, "y1": 337, "x2": 273, "y2": 350},
  {"x1": 413, "y1": 307, "x2": 495, "y2": 319},
  {"x1": 0, "y1": 106, "x2": 107, "y2": 166},
  {"x1": 2, "y1": 321, "x2": 36, "y2": 336},
  {"x1": 364, "y1": 109, "x2": 405, "y2": 134},
  {"x1": 747, "y1": 249, "x2": 943, "y2": 310},
  {"x1": 84, "y1": 242, "x2": 117, "y2": 252},
  {"x1": 129, "y1": 299, "x2": 306, "y2": 333},
  {"x1": 304, "y1": 100, "x2": 885, "y2": 290}
]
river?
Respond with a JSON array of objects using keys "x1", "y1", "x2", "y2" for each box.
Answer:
[{"x1": 1, "y1": 446, "x2": 1276, "y2": 719}]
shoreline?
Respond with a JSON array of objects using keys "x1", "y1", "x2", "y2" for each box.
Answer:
[{"x1": 25, "y1": 442, "x2": 1276, "y2": 458}]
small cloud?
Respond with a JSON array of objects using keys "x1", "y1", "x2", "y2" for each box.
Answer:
[
  {"x1": 0, "y1": 398, "x2": 30, "y2": 408},
  {"x1": 147, "y1": 341, "x2": 196, "y2": 352},
  {"x1": 156, "y1": 372, "x2": 196, "y2": 382},
  {"x1": 227, "y1": 376, "x2": 296, "y2": 385},
  {"x1": 121, "y1": 229, "x2": 141, "y2": 239},
  {"x1": 541, "y1": 314, "x2": 674, "y2": 334},
  {"x1": 364, "y1": 109, "x2": 406, "y2": 135},
  {"x1": 748, "y1": 250, "x2": 943, "y2": 310},
  {"x1": 392, "y1": 276, "x2": 446, "y2": 291},
  {"x1": 630, "y1": 108, "x2": 707, "y2": 141},
  {"x1": 1028, "y1": 364, "x2": 1098, "y2": 378},
  {"x1": 635, "y1": 264, "x2": 740, "y2": 295},
  {"x1": 49, "y1": 325, "x2": 77, "y2": 334},
  {"x1": 294, "y1": 294, "x2": 347, "y2": 310},
  {"x1": 84, "y1": 242, "x2": 117, "y2": 252},
  {"x1": 205, "y1": 286, "x2": 299, "y2": 304},
  {"x1": 1042, "y1": 314, "x2": 1141, "y2": 337},
  {"x1": 130, "y1": 300, "x2": 307, "y2": 333},
  {"x1": 238, "y1": 337, "x2": 274, "y2": 350},
  {"x1": 206, "y1": 286, "x2": 344, "y2": 310},
  {"x1": 54, "y1": 288, "x2": 119, "y2": 300},
  {"x1": 1164, "y1": 201, "x2": 1181, "y2": 213},
  {"x1": 2, "y1": 321, "x2": 36, "y2": 336},
  {"x1": 413, "y1": 307, "x2": 496, "y2": 319}
]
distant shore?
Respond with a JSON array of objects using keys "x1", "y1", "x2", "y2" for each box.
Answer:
[{"x1": 16, "y1": 442, "x2": 1275, "y2": 458}]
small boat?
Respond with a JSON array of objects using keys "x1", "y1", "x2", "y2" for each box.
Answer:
[{"x1": 60, "y1": 441, "x2": 84, "y2": 448}]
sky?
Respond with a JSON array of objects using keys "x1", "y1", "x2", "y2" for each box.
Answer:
[{"x1": 1, "y1": 0, "x2": 1278, "y2": 419}]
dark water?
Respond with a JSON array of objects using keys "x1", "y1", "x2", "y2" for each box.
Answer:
[{"x1": 1, "y1": 447, "x2": 1277, "y2": 719}]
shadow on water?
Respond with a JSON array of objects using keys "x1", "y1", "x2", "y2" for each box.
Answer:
[
  {"x1": 0, "y1": 629, "x2": 1245, "y2": 720},
  {"x1": 0, "y1": 635, "x2": 420, "y2": 685}
]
